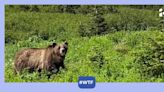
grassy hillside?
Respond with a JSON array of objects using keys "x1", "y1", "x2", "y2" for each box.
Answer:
[
  {"x1": 5, "y1": 6, "x2": 164, "y2": 82},
  {"x1": 5, "y1": 30, "x2": 164, "y2": 82},
  {"x1": 5, "y1": 12, "x2": 91, "y2": 43}
]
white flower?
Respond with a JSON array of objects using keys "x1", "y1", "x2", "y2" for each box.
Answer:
[
  {"x1": 159, "y1": 8, "x2": 163, "y2": 12},
  {"x1": 159, "y1": 12, "x2": 163, "y2": 17}
]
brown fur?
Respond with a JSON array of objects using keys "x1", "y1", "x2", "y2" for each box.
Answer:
[{"x1": 14, "y1": 41, "x2": 68, "y2": 74}]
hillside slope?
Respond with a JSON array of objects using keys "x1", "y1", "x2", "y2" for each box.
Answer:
[{"x1": 5, "y1": 31, "x2": 164, "y2": 82}]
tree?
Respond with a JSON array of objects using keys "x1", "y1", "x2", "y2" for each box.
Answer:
[
  {"x1": 79, "y1": 6, "x2": 109, "y2": 37},
  {"x1": 90, "y1": 7, "x2": 109, "y2": 35}
]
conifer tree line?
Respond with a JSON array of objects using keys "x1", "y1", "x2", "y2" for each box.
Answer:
[{"x1": 6, "y1": 5, "x2": 164, "y2": 14}]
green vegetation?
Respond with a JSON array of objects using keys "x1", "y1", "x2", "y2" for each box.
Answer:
[{"x1": 5, "y1": 5, "x2": 164, "y2": 82}]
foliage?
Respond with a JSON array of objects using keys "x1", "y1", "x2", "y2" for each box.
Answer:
[
  {"x1": 89, "y1": 46, "x2": 105, "y2": 68},
  {"x1": 5, "y1": 5, "x2": 164, "y2": 82},
  {"x1": 5, "y1": 12, "x2": 90, "y2": 43},
  {"x1": 134, "y1": 35, "x2": 164, "y2": 79},
  {"x1": 78, "y1": 9, "x2": 108, "y2": 37},
  {"x1": 105, "y1": 8, "x2": 159, "y2": 32},
  {"x1": 5, "y1": 5, "x2": 119, "y2": 14}
]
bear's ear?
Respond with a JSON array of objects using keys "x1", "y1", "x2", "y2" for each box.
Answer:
[
  {"x1": 48, "y1": 42, "x2": 57, "y2": 48},
  {"x1": 64, "y1": 41, "x2": 68, "y2": 45},
  {"x1": 52, "y1": 43, "x2": 57, "y2": 47}
]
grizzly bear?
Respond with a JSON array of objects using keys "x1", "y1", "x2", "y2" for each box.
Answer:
[{"x1": 14, "y1": 41, "x2": 68, "y2": 75}]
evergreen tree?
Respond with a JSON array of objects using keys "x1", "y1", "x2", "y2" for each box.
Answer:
[
  {"x1": 90, "y1": 7, "x2": 108, "y2": 35},
  {"x1": 78, "y1": 6, "x2": 109, "y2": 37}
]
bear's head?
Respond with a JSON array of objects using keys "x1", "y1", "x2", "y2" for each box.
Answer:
[{"x1": 49, "y1": 41, "x2": 68, "y2": 57}]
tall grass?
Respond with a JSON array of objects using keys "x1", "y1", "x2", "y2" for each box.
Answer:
[
  {"x1": 5, "y1": 6, "x2": 164, "y2": 82},
  {"x1": 5, "y1": 30, "x2": 164, "y2": 82}
]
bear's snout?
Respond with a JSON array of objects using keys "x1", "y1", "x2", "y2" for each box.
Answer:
[{"x1": 60, "y1": 47, "x2": 67, "y2": 56}]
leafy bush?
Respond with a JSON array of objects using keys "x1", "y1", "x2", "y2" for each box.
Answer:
[
  {"x1": 87, "y1": 46, "x2": 107, "y2": 75},
  {"x1": 135, "y1": 36, "x2": 164, "y2": 78},
  {"x1": 52, "y1": 27, "x2": 68, "y2": 41},
  {"x1": 78, "y1": 24, "x2": 91, "y2": 37},
  {"x1": 105, "y1": 8, "x2": 159, "y2": 32},
  {"x1": 5, "y1": 31, "x2": 30, "y2": 44},
  {"x1": 5, "y1": 12, "x2": 90, "y2": 43},
  {"x1": 89, "y1": 46, "x2": 105, "y2": 68},
  {"x1": 79, "y1": 12, "x2": 108, "y2": 37},
  {"x1": 114, "y1": 42, "x2": 129, "y2": 54}
]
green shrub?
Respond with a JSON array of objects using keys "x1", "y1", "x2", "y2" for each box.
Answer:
[
  {"x1": 114, "y1": 42, "x2": 129, "y2": 54},
  {"x1": 105, "y1": 8, "x2": 159, "y2": 32},
  {"x1": 5, "y1": 12, "x2": 90, "y2": 43},
  {"x1": 88, "y1": 46, "x2": 106, "y2": 71},
  {"x1": 78, "y1": 24, "x2": 91, "y2": 37},
  {"x1": 5, "y1": 31, "x2": 30, "y2": 44},
  {"x1": 52, "y1": 27, "x2": 68, "y2": 41},
  {"x1": 135, "y1": 37, "x2": 164, "y2": 78},
  {"x1": 78, "y1": 12, "x2": 108, "y2": 37}
]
